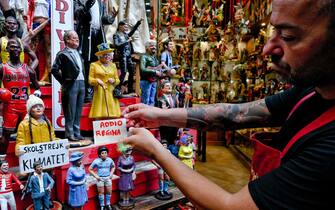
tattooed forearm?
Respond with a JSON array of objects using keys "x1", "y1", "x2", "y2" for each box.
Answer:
[{"x1": 186, "y1": 99, "x2": 273, "y2": 130}]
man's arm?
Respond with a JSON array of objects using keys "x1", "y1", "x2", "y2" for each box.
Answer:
[
  {"x1": 186, "y1": 99, "x2": 274, "y2": 130},
  {"x1": 23, "y1": 42, "x2": 38, "y2": 70},
  {"x1": 123, "y1": 99, "x2": 274, "y2": 131},
  {"x1": 128, "y1": 18, "x2": 143, "y2": 37},
  {"x1": 51, "y1": 54, "x2": 63, "y2": 84},
  {"x1": 28, "y1": 66, "x2": 40, "y2": 90}
]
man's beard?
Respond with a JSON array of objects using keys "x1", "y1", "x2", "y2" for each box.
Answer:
[{"x1": 290, "y1": 31, "x2": 335, "y2": 87}]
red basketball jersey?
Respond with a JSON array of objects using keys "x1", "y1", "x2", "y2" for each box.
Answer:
[{"x1": 2, "y1": 63, "x2": 30, "y2": 104}]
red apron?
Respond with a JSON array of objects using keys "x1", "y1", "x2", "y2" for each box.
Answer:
[{"x1": 250, "y1": 91, "x2": 335, "y2": 180}]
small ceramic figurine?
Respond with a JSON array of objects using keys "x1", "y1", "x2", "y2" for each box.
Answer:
[
  {"x1": 153, "y1": 140, "x2": 173, "y2": 200},
  {"x1": 27, "y1": 161, "x2": 54, "y2": 210},
  {"x1": 178, "y1": 134, "x2": 194, "y2": 169},
  {"x1": 158, "y1": 80, "x2": 179, "y2": 146},
  {"x1": 66, "y1": 152, "x2": 88, "y2": 210},
  {"x1": 15, "y1": 95, "x2": 58, "y2": 156},
  {"x1": 117, "y1": 147, "x2": 136, "y2": 208},
  {"x1": 89, "y1": 146, "x2": 115, "y2": 210},
  {"x1": 89, "y1": 43, "x2": 121, "y2": 119},
  {"x1": 0, "y1": 160, "x2": 24, "y2": 210}
]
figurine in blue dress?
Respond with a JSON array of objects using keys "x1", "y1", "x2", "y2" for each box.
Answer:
[{"x1": 66, "y1": 151, "x2": 88, "y2": 210}]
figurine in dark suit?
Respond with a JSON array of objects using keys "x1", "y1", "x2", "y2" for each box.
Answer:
[
  {"x1": 158, "y1": 80, "x2": 179, "y2": 146},
  {"x1": 51, "y1": 30, "x2": 85, "y2": 141}
]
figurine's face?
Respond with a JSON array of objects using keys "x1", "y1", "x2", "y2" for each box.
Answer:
[
  {"x1": 100, "y1": 151, "x2": 108, "y2": 160},
  {"x1": 30, "y1": 104, "x2": 45, "y2": 119},
  {"x1": 119, "y1": 24, "x2": 128, "y2": 33},
  {"x1": 66, "y1": 31, "x2": 79, "y2": 49},
  {"x1": 0, "y1": 162, "x2": 9, "y2": 173},
  {"x1": 5, "y1": 17, "x2": 18, "y2": 33},
  {"x1": 7, "y1": 40, "x2": 21, "y2": 58},
  {"x1": 75, "y1": 159, "x2": 82, "y2": 167},
  {"x1": 100, "y1": 53, "x2": 113, "y2": 63},
  {"x1": 35, "y1": 164, "x2": 43, "y2": 174},
  {"x1": 162, "y1": 83, "x2": 172, "y2": 94},
  {"x1": 148, "y1": 44, "x2": 157, "y2": 54},
  {"x1": 167, "y1": 42, "x2": 174, "y2": 51}
]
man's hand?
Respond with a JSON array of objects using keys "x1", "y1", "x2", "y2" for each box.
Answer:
[
  {"x1": 85, "y1": 0, "x2": 96, "y2": 10},
  {"x1": 107, "y1": 78, "x2": 115, "y2": 84},
  {"x1": 122, "y1": 103, "x2": 163, "y2": 128},
  {"x1": 19, "y1": 184, "x2": 24, "y2": 190},
  {"x1": 111, "y1": 7, "x2": 118, "y2": 17},
  {"x1": 97, "y1": 79, "x2": 105, "y2": 87}
]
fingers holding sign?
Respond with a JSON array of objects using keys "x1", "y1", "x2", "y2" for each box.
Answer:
[{"x1": 122, "y1": 103, "x2": 163, "y2": 128}]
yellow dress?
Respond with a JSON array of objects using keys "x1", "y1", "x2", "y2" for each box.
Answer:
[
  {"x1": 88, "y1": 61, "x2": 121, "y2": 118},
  {"x1": 178, "y1": 144, "x2": 194, "y2": 168}
]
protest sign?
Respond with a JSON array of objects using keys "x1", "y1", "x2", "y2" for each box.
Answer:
[
  {"x1": 19, "y1": 139, "x2": 69, "y2": 173},
  {"x1": 93, "y1": 118, "x2": 127, "y2": 145}
]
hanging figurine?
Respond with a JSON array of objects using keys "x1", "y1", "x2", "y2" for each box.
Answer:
[
  {"x1": 89, "y1": 146, "x2": 115, "y2": 210},
  {"x1": 117, "y1": 147, "x2": 136, "y2": 209}
]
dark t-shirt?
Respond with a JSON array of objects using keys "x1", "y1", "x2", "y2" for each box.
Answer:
[{"x1": 248, "y1": 86, "x2": 335, "y2": 210}]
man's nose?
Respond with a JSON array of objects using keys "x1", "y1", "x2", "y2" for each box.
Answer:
[{"x1": 262, "y1": 34, "x2": 284, "y2": 58}]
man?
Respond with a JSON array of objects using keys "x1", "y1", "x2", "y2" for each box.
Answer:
[
  {"x1": 74, "y1": 0, "x2": 117, "y2": 101},
  {"x1": 139, "y1": 40, "x2": 162, "y2": 106},
  {"x1": 0, "y1": 160, "x2": 24, "y2": 210},
  {"x1": 0, "y1": 16, "x2": 38, "y2": 70},
  {"x1": 122, "y1": 0, "x2": 335, "y2": 209},
  {"x1": 160, "y1": 40, "x2": 179, "y2": 75},
  {"x1": 51, "y1": 30, "x2": 85, "y2": 141},
  {"x1": 158, "y1": 80, "x2": 179, "y2": 146},
  {"x1": 113, "y1": 19, "x2": 143, "y2": 94},
  {"x1": 0, "y1": 38, "x2": 40, "y2": 159},
  {"x1": 27, "y1": 161, "x2": 54, "y2": 210}
]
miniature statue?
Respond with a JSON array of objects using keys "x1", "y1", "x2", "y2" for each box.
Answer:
[
  {"x1": 88, "y1": 43, "x2": 121, "y2": 119},
  {"x1": 89, "y1": 146, "x2": 115, "y2": 210},
  {"x1": 113, "y1": 19, "x2": 143, "y2": 94},
  {"x1": 117, "y1": 147, "x2": 136, "y2": 208},
  {"x1": 66, "y1": 151, "x2": 88, "y2": 210},
  {"x1": 15, "y1": 95, "x2": 58, "y2": 156},
  {"x1": 153, "y1": 140, "x2": 173, "y2": 200},
  {"x1": 0, "y1": 16, "x2": 38, "y2": 70},
  {"x1": 27, "y1": 161, "x2": 55, "y2": 210},
  {"x1": 51, "y1": 30, "x2": 85, "y2": 142},
  {"x1": 140, "y1": 40, "x2": 163, "y2": 106},
  {"x1": 158, "y1": 80, "x2": 179, "y2": 146},
  {"x1": 160, "y1": 40, "x2": 179, "y2": 78},
  {"x1": 27, "y1": 0, "x2": 51, "y2": 83},
  {"x1": 178, "y1": 134, "x2": 194, "y2": 169},
  {"x1": 0, "y1": 160, "x2": 24, "y2": 210},
  {"x1": 0, "y1": 38, "x2": 40, "y2": 160}
]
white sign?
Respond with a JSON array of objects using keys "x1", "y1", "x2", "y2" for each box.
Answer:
[
  {"x1": 93, "y1": 118, "x2": 128, "y2": 145},
  {"x1": 51, "y1": 0, "x2": 74, "y2": 130},
  {"x1": 19, "y1": 139, "x2": 69, "y2": 173}
]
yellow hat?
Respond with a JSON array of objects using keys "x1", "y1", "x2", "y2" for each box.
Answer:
[{"x1": 95, "y1": 43, "x2": 114, "y2": 56}]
